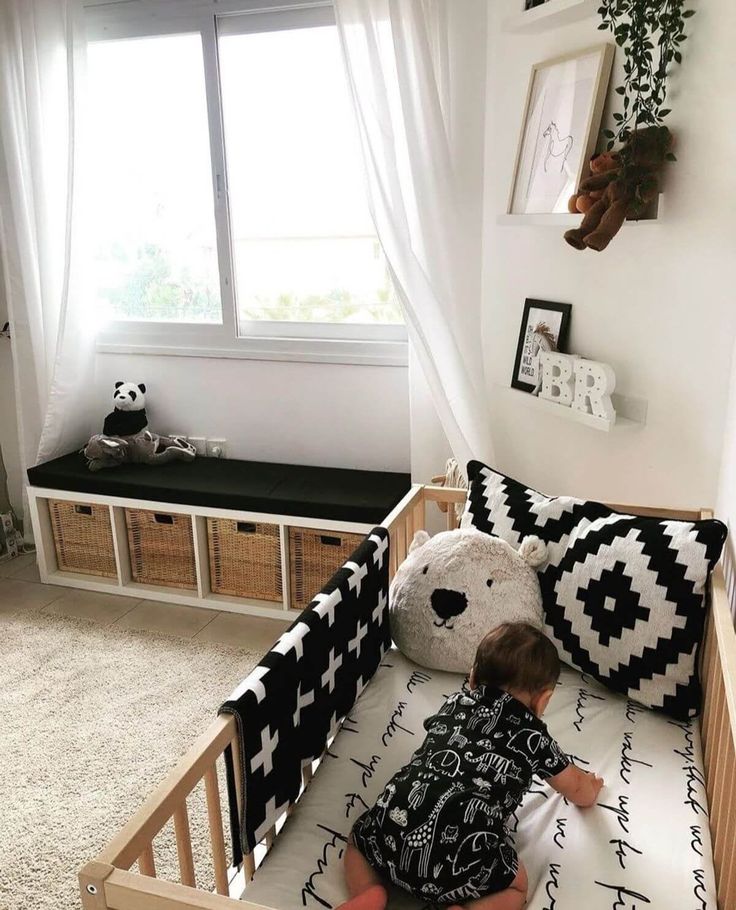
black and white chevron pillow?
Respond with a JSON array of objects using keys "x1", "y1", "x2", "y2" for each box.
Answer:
[{"x1": 464, "y1": 461, "x2": 727, "y2": 720}]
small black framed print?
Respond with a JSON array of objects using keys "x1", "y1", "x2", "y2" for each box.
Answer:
[{"x1": 511, "y1": 298, "x2": 572, "y2": 394}]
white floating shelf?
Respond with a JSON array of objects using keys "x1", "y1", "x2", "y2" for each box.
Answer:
[
  {"x1": 503, "y1": 0, "x2": 598, "y2": 33},
  {"x1": 497, "y1": 196, "x2": 661, "y2": 227},
  {"x1": 498, "y1": 212, "x2": 583, "y2": 226},
  {"x1": 505, "y1": 387, "x2": 646, "y2": 432}
]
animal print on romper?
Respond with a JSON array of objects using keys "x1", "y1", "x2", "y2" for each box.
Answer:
[{"x1": 351, "y1": 685, "x2": 569, "y2": 903}]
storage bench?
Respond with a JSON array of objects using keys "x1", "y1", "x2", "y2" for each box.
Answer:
[{"x1": 26, "y1": 452, "x2": 412, "y2": 618}]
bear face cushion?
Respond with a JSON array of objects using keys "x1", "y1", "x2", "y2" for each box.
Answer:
[
  {"x1": 463, "y1": 460, "x2": 728, "y2": 720},
  {"x1": 389, "y1": 525, "x2": 547, "y2": 673}
]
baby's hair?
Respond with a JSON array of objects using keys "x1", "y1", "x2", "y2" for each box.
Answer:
[{"x1": 472, "y1": 622, "x2": 560, "y2": 694}]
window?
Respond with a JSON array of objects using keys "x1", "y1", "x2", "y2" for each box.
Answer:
[
  {"x1": 219, "y1": 20, "x2": 400, "y2": 329},
  {"x1": 87, "y1": 34, "x2": 222, "y2": 324},
  {"x1": 86, "y1": 2, "x2": 405, "y2": 363}
]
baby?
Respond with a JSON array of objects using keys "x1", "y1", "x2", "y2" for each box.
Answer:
[{"x1": 340, "y1": 622, "x2": 604, "y2": 910}]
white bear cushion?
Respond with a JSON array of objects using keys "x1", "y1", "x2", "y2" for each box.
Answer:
[{"x1": 389, "y1": 526, "x2": 546, "y2": 673}]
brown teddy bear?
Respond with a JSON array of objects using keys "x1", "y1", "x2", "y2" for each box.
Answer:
[
  {"x1": 564, "y1": 126, "x2": 671, "y2": 252},
  {"x1": 567, "y1": 152, "x2": 619, "y2": 214}
]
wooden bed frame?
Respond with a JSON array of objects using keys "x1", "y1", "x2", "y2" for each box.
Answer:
[{"x1": 79, "y1": 485, "x2": 736, "y2": 910}]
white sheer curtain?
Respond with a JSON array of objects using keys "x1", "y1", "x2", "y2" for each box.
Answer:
[
  {"x1": 334, "y1": 0, "x2": 494, "y2": 470},
  {"x1": 0, "y1": 0, "x2": 95, "y2": 476}
]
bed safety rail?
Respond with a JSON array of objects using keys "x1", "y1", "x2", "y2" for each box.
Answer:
[{"x1": 79, "y1": 487, "x2": 736, "y2": 910}]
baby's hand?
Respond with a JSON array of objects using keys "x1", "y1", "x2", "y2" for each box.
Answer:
[
  {"x1": 589, "y1": 772, "x2": 605, "y2": 801},
  {"x1": 548, "y1": 765, "x2": 604, "y2": 807}
]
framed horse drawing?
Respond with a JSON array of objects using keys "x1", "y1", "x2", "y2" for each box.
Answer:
[
  {"x1": 511, "y1": 298, "x2": 572, "y2": 394},
  {"x1": 507, "y1": 45, "x2": 614, "y2": 215}
]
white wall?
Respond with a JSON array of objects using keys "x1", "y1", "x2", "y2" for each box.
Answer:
[
  {"x1": 95, "y1": 353, "x2": 410, "y2": 472},
  {"x1": 482, "y1": 0, "x2": 736, "y2": 508}
]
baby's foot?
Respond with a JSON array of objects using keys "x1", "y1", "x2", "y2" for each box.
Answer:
[{"x1": 337, "y1": 884, "x2": 388, "y2": 910}]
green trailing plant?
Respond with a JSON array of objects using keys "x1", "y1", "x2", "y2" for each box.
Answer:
[{"x1": 598, "y1": 0, "x2": 694, "y2": 159}]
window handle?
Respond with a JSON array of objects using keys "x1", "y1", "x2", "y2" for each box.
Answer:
[{"x1": 215, "y1": 172, "x2": 227, "y2": 199}]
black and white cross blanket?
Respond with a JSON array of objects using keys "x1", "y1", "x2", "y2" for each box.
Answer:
[{"x1": 220, "y1": 526, "x2": 390, "y2": 854}]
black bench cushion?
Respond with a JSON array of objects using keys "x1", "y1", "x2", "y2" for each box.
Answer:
[{"x1": 27, "y1": 453, "x2": 411, "y2": 524}]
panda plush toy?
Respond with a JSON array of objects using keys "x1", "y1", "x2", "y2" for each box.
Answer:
[
  {"x1": 83, "y1": 381, "x2": 196, "y2": 472},
  {"x1": 103, "y1": 382, "x2": 149, "y2": 437}
]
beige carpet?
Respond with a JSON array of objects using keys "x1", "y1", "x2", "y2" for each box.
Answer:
[{"x1": 0, "y1": 605, "x2": 261, "y2": 910}]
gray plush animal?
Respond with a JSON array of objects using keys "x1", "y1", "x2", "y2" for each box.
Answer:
[
  {"x1": 83, "y1": 382, "x2": 195, "y2": 471},
  {"x1": 389, "y1": 518, "x2": 547, "y2": 673},
  {"x1": 84, "y1": 430, "x2": 195, "y2": 472}
]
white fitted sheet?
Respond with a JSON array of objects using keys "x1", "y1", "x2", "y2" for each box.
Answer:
[{"x1": 242, "y1": 649, "x2": 716, "y2": 910}]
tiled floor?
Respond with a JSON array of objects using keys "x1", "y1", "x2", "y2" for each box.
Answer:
[{"x1": 0, "y1": 552, "x2": 291, "y2": 647}]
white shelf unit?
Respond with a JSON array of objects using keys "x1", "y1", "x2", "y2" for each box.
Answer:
[
  {"x1": 27, "y1": 485, "x2": 418, "y2": 618},
  {"x1": 499, "y1": 194, "x2": 661, "y2": 227},
  {"x1": 505, "y1": 387, "x2": 645, "y2": 431},
  {"x1": 503, "y1": 0, "x2": 599, "y2": 33}
]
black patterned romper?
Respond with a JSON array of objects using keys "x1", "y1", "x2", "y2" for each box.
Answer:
[{"x1": 351, "y1": 685, "x2": 569, "y2": 904}]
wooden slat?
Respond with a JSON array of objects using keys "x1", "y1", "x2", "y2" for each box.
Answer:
[
  {"x1": 422, "y1": 486, "x2": 466, "y2": 504},
  {"x1": 700, "y1": 613, "x2": 717, "y2": 745},
  {"x1": 100, "y1": 715, "x2": 235, "y2": 869},
  {"x1": 407, "y1": 503, "x2": 416, "y2": 544},
  {"x1": 722, "y1": 821, "x2": 736, "y2": 910},
  {"x1": 703, "y1": 615, "x2": 721, "y2": 768},
  {"x1": 264, "y1": 826, "x2": 276, "y2": 851},
  {"x1": 699, "y1": 563, "x2": 736, "y2": 910},
  {"x1": 396, "y1": 522, "x2": 407, "y2": 564},
  {"x1": 204, "y1": 766, "x2": 229, "y2": 897},
  {"x1": 138, "y1": 844, "x2": 156, "y2": 878},
  {"x1": 709, "y1": 691, "x2": 726, "y2": 847},
  {"x1": 706, "y1": 675, "x2": 724, "y2": 804},
  {"x1": 173, "y1": 804, "x2": 196, "y2": 889},
  {"x1": 103, "y1": 866, "x2": 260, "y2": 909},
  {"x1": 714, "y1": 738, "x2": 735, "y2": 909},
  {"x1": 243, "y1": 851, "x2": 256, "y2": 882},
  {"x1": 230, "y1": 737, "x2": 243, "y2": 819},
  {"x1": 413, "y1": 500, "x2": 426, "y2": 536},
  {"x1": 713, "y1": 745, "x2": 734, "y2": 884},
  {"x1": 388, "y1": 529, "x2": 398, "y2": 581}
]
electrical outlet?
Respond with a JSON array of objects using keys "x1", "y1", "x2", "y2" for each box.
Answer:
[
  {"x1": 206, "y1": 438, "x2": 227, "y2": 459},
  {"x1": 189, "y1": 437, "x2": 207, "y2": 456}
]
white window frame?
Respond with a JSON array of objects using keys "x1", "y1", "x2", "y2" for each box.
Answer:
[{"x1": 86, "y1": 0, "x2": 407, "y2": 367}]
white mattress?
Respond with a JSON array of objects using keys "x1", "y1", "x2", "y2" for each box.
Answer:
[{"x1": 243, "y1": 649, "x2": 716, "y2": 910}]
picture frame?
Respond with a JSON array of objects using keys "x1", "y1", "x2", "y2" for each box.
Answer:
[
  {"x1": 511, "y1": 298, "x2": 572, "y2": 394},
  {"x1": 508, "y1": 44, "x2": 614, "y2": 215}
]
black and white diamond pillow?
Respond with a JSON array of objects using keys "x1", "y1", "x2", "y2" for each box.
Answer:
[{"x1": 464, "y1": 461, "x2": 727, "y2": 720}]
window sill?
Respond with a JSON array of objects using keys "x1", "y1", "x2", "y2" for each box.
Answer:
[{"x1": 96, "y1": 335, "x2": 409, "y2": 367}]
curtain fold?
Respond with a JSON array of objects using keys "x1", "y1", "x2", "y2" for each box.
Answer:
[
  {"x1": 334, "y1": 0, "x2": 494, "y2": 470},
  {"x1": 0, "y1": 0, "x2": 95, "y2": 476}
]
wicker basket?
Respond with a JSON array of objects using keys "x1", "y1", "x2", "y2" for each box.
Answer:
[
  {"x1": 48, "y1": 499, "x2": 117, "y2": 578},
  {"x1": 288, "y1": 527, "x2": 364, "y2": 612},
  {"x1": 207, "y1": 519, "x2": 282, "y2": 601},
  {"x1": 125, "y1": 509, "x2": 197, "y2": 590}
]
